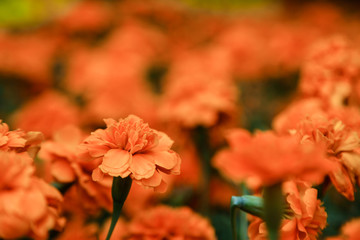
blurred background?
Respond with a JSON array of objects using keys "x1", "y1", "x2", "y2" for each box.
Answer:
[{"x1": 1, "y1": 0, "x2": 360, "y2": 239}]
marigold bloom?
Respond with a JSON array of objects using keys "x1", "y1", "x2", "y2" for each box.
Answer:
[
  {"x1": 327, "y1": 218, "x2": 360, "y2": 240},
  {"x1": 12, "y1": 91, "x2": 79, "y2": 138},
  {"x1": 213, "y1": 129, "x2": 332, "y2": 189},
  {"x1": 299, "y1": 35, "x2": 360, "y2": 107},
  {"x1": 127, "y1": 205, "x2": 216, "y2": 240},
  {"x1": 292, "y1": 112, "x2": 360, "y2": 200},
  {"x1": 159, "y1": 49, "x2": 236, "y2": 128},
  {"x1": 39, "y1": 125, "x2": 112, "y2": 211},
  {"x1": 56, "y1": 216, "x2": 98, "y2": 240},
  {"x1": 248, "y1": 181, "x2": 327, "y2": 240},
  {"x1": 81, "y1": 115, "x2": 181, "y2": 192},
  {"x1": 0, "y1": 120, "x2": 44, "y2": 158},
  {"x1": 0, "y1": 151, "x2": 64, "y2": 239}
]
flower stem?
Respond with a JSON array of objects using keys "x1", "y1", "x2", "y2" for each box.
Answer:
[
  {"x1": 105, "y1": 176, "x2": 132, "y2": 240},
  {"x1": 263, "y1": 183, "x2": 283, "y2": 240},
  {"x1": 192, "y1": 126, "x2": 213, "y2": 215}
]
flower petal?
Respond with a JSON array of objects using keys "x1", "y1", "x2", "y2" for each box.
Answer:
[
  {"x1": 130, "y1": 154, "x2": 155, "y2": 180},
  {"x1": 51, "y1": 160, "x2": 76, "y2": 183},
  {"x1": 99, "y1": 149, "x2": 131, "y2": 178},
  {"x1": 147, "y1": 150, "x2": 180, "y2": 170},
  {"x1": 141, "y1": 170, "x2": 162, "y2": 187}
]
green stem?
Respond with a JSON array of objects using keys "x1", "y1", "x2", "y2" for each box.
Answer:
[
  {"x1": 263, "y1": 183, "x2": 283, "y2": 240},
  {"x1": 105, "y1": 176, "x2": 132, "y2": 240},
  {"x1": 192, "y1": 126, "x2": 213, "y2": 215},
  {"x1": 231, "y1": 195, "x2": 264, "y2": 240}
]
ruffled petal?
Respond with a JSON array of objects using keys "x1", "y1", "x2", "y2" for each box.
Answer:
[
  {"x1": 130, "y1": 154, "x2": 155, "y2": 180},
  {"x1": 99, "y1": 149, "x2": 131, "y2": 178}
]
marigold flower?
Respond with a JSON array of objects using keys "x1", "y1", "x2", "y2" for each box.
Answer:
[
  {"x1": 299, "y1": 35, "x2": 360, "y2": 107},
  {"x1": 0, "y1": 120, "x2": 44, "y2": 158},
  {"x1": 39, "y1": 125, "x2": 112, "y2": 211},
  {"x1": 248, "y1": 181, "x2": 327, "y2": 240},
  {"x1": 292, "y1": 112, "x2": 360, "y2": 201},
  {"x1": 327, "y1": 218, "x2": 360, "y2": 240},
  {"x1": 213, "y1": 129, "x2": 332, "y2": 189},
  {"x1": 127, "y1": 205, "x2": 216, "y2": 240},
  {"x1": 11, "y1": 91, "x2": 79, "y2": 138},
  {"x1": 56, "y1": 216, "x2": 98, "y2": 240},
  {"x1": 81, "y1": 115, "x2": 181, "y2": 192},
  {"x1": 0, "y1": 151, "x2": 64, "y2": 239},
  {"x1": 159, "y1": 49, "x2": 237, "y2": 128}
]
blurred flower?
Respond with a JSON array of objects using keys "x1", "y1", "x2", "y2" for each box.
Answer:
[
  {"x1": 0, "y1": 30, "x2": 61, "y2": 84},
  {"x1": 81, "y1": 115, "x2": 181, "y2": 192},
  {"x1": 0, "y1": 151, "x2": 64, "y2": 239},
  {"x1": 99, "y1": 217, "x2": 128, "y2": 240},
  {"x1": 299, "y1": 35, "x2": 360, "y2": 107},
  {"x1": 39, "y1": 125, "x2": 112, "y2": 212},
  {"x1": 127, "y1": 205, "x2": 216, "y2": 240},
  {"x1": 213, "y1": 129, "x2": 332, "y2": 189},
  {"x1": 12, "y1": 91, "x2": 80, "y2": 138},
  {"x1": 248, "y1": 181, "x2": 327, "y2": 240},
  {"x1": 55, "y1": 216, "x2": 98, "y2": 240},
  {"x1": 57, "y1": 0, "x2": 112, "y2": 34},
  {"x1": 65, "y1": 22, "x2": 163, "y2": 126},
  {"x1": 160, "y1": 48, "x2": 236, "y2": 128},
  {"x1": 273, "y1": 98, "x2": 325, "y2": 135},
  {"x1": 327, "y1": 218, "x2": 360, "y2": 240}
]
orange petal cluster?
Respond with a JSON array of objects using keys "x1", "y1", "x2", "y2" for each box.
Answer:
[
  {"x1": 12, "y1": 91, "x2": 79, "y2": 138},
  {"x1": 327, "y1": 218, "x2": 360, "y2": 240},
  {"x1": 39, "y1": 125, "x2": 112, "y2": 211},
  {"x1": 81, "y1": 115, "x2": 181, "y2": 192},
  {"x1": 292, "y1": 112, "x2": 360, "y2": 200},
  {"x1": 127, "y1": 205, "x2": 216, "y2": 240},
  {"x1": 0, "y1": 120, "x2": 44, "y2": 157},
  {"x1": 0, "y1": 151, "x2": 64, "y2": 239},
  {"x1": 159, "y1": 49, "x2": 236, "y2": 128},
  {"x1": 299, "y1": 35, "x2": 360, "y2": 107},
  {"x1": 248, "y1": 181, "x2": 327, "y2": 240},
  {"x1": 213, "y1": 129, "x2": 332, "y2": 189}
]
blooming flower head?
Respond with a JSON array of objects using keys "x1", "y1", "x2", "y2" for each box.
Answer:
[
  {"x1": 213, "y1": 129, "x2": 333, "y2": 189},
  {"x1": 39, "y1": 125, "x2": 113, "y2": 212},
  {"x1": 299, "y1": 35, "x2": 360, "y2": 107},
  {"x1": 248, "y1": 181, "x2": 327, "y2": 240},
  {"x1": 0, "y1": 151, "x2": 64, "y2": 239},
  {"x1": 291, "y1": 111, "x2": 360, "y2": 200},
  {"x1": 81, "y1": 115, "x2": 181, "y2": 192},
  {"x1": 159, "y1": 49, "x2": 237, "y2": 128},
  {"x1": 327, "y1": 218, "x2": 360, "y2": 240},
  {"x1": 11, "y1": 91, "x2": 79, "y2": 139},
  {"x1": 0, "y1": 120, "x2": 44, "y2": 158},
  {"x1": 127, "y1": 205, "x2": 216, "y2": 240}
]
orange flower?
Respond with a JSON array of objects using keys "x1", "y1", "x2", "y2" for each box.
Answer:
[
  {"x1": 299, "y1": 35, "x2": 360, "y2": 107},
  {"x1": 213, "y1": 129, "x2": 332, "y2": 189},
  {"x1": 81, "y1": 115, "x2": 181, "y2": 192},
  {"x1": 56, "y1": 216, "x2": 98, "y2": 240},
  {"x1": 99, "y1": 218, "x2": 128, "y2": 240},
  {"x1": 127, "y1": 205, "x2": 216, "y2": 240},
  {"x1": 292, "y1": 112, "x2": 360, "y2": 200},
  {"x1": 327, "y1": 218, "x2": 360, "y2": 240},
  {"x1": 159, "y1": 48, "x2": 236, "y2": 128},
  {"x1": 39, "y1": 125, "x2": 113, "y2": 212},
  {"x1": 11, "y1": 91, "x2": 79, "y2": 138},
  {"x1": 0, "y1": 120, "x2": 44, "y2": 158},
  {"x1": 248, "y1": 181, "x2": 327, "y2": 240},
  {"x1": 0, "y1": 151, "x2": 64, "y2": 239}
]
